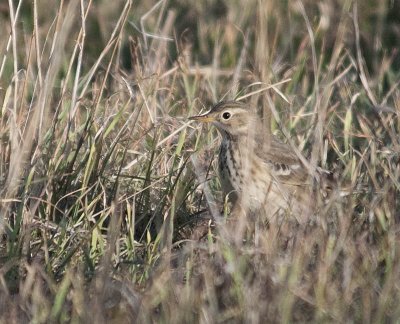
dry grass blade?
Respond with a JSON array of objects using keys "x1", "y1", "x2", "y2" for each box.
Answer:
[{"x1": 0, "y1": 0, "x2": 399, "y2": 322}]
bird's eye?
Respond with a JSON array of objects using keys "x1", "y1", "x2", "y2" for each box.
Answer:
[{"x1": 222, "y1": 112, "x2": 231, "y2": 120}]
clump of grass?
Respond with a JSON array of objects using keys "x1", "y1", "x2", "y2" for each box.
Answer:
[{"x1": 0, "y1": 0, "x2": 399, "y2": 322}]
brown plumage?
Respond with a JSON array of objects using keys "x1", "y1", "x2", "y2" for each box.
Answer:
[{"x1": 190, "y1": 101, "x2": 336, "y2": 221}]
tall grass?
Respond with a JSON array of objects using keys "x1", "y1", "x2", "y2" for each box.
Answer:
[{"x1": 0, "y1": 0, "x2": 399, "y2": 322}]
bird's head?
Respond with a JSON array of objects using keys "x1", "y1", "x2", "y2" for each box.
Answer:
[{"x1": 189, "y1": 101, "x2": 256, "y2": 137}]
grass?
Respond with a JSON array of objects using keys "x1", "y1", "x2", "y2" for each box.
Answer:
[{"x1": 0, "y1": 0, "x2": 399, "y2": 322}]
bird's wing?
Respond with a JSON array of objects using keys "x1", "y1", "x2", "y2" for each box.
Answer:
[{"x1": 255, "y1": 138, "x2": 307, "y2": 184}]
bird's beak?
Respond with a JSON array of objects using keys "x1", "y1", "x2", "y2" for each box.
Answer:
[{"x1": 188, "y1": 113, "x2": 215, "y2": 123}]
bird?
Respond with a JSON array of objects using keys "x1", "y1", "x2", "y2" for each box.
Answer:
[{"x1": 189, "y1": 101, "x2": 337, "y2": 223}]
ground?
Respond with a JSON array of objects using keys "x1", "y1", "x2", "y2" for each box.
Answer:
[{"x1": 0, "y1": 0, "x2": 399, "y2": 322}]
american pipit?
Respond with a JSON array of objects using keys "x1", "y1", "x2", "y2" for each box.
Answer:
[{"x1": 190, "y1": 101, "x2": 336, "y2": 222}]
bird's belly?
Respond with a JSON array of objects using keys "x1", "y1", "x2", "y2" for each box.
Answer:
[{"x1": 240, "y1": 173, "x2": 288, "y2": 214}]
